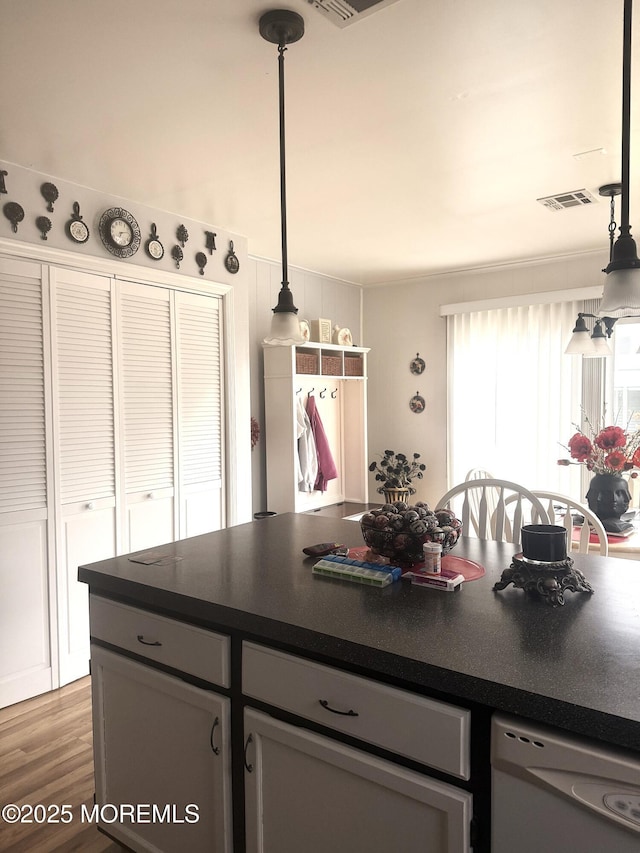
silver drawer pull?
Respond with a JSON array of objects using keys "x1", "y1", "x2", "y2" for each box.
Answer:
[
  {"x1": 137, "y1": 634, "x2": 162, "y2": 647},
  {"x1": 210, "y1": 717, "x2": 220, "y2": 755},
  {"x1": 319, "y1": 699, "x2": 359, "y2": 717}
]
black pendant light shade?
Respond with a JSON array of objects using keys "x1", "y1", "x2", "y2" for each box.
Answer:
[{"x1": 261, "y1": 10, "x2": 306, "y2": 345}]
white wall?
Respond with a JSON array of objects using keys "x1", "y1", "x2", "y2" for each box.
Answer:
[
  {"x1": 363, "y1": 250, "x2": 609, "y2": 508},
  {"x1": 247, "y1": 257, "x2": 362, "y2": 515}
]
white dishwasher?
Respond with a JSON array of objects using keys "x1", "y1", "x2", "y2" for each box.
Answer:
[{"x1": 491, "y1": 713, "x2": 640, "y2": 852}]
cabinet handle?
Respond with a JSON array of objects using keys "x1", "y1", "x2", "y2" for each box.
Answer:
[
  {"x1": 136, "y1": 634, "x2": 162, "y2": 647},
  {"x1": 86, "y1": 502, "x2": 94, "y2": 510},
  {"x1": 210, "y1": 717, "x2": 220, "y2": 755},
  {"x1": 243, "y1": 734, "x2": 254, "y2": 773},
  {"x1": 318, "y1": 699, "x2": 359, "y2": 717},
  {"x1": 147, "y1": 492, "x2": 154, "y2": 499}
]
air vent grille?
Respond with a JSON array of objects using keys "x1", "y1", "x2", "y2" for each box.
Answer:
[
  {"x1": 308, "y1": 0, "x2": 403, "y2": 28},
  {"x1": 537, "y1": 189, "x2": 597, "y2": 212}
]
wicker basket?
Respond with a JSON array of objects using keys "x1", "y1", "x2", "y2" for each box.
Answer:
[
  {"x1": 296, "y1": 352, "x2": 319, "y2": 375},
  {"x1": 344, "y1": 355, "x2": 363, "y2": 376},
  {"x1": 321, "y1": 355, "x2": 342, "y2": 375}
]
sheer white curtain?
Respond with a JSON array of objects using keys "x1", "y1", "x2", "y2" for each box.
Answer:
[{"x1": 447, "y1": 300, "x2": 584, "y2": 495}]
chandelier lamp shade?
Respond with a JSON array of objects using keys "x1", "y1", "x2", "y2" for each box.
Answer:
[
  {"x1": 566, "y1": 0, "x2": 640, "y2": 356},
  {"x1": 564, "y1": 314, "x2": 614, "y2": 357},
  {"x1": 261, "y1": 9, "x2": 305, "y2": 346}
]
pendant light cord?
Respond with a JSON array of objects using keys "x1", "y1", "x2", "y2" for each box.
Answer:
[
  {"x1": 278, "y1": 43, "x2": 290, "y2": 291},
  {"x1": 621, "y1": 0, "x2": 632, "y2": 233}
]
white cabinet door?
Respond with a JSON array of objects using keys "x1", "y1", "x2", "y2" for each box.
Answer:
[
  {"x1": 91, "y1": 645, "x2": 232, "y2": 853},
  {"x1": 0, "y1": 259, "x2": 55, "y2": 707},
  {"x1": 244, "y1": 708, "x2": 473, "y2": 853},
  {"x1": 50, "y1": 268, "x2": 117, "y2": 685}
]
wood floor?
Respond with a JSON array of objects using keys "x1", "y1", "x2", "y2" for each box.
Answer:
[{"x1": 0, "y1": 677, "x2": 123, "y2": 853}]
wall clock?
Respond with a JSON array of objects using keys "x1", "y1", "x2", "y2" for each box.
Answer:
[
  {"x1": 145, "y1": 223, "x2": 164, "y2": 260},
  {"x1": 98, "y1": 207, "x2": 141, "y2": 258},
  {"x1": 66, "y1": 201, "x2": 90, "y2": 244}
]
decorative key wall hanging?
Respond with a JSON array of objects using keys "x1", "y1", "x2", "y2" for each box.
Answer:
[
  {"x1": 205, "y1": 231, "x2": 217, "y2": 253},
  {"x1": 3, "y1": 201, "x2": 24, "y2": 232},
  {"x1": 36, "y1": 216, "x2": 52, "y2": 240},
  {"x1": 40, "y1": 182, "x2": 59, "y2": 212}
]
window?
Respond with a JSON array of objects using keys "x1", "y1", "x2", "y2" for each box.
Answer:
[
  {"x1": 609, "y1": 319, "x2": 640, "y2": 432},
  {"x1": 447, "y1": 300, "x2": 584, "y2": 496},
  {"x1": 609, "y1": 319, "x2": 640, "y2": 506}
]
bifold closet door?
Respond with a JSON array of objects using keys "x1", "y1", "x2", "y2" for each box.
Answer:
[
  {"x1": 0, "y1": 258, "x2": 55, "y2": 707},
  {"x1": 50, "y1": 267, "x2": 118, "y2": 686},
  {"x1": 118, "y1": 284, "x2": 224, "y2": 546},
  {"x1": 175, "y1": 291, "x2": 224, "y2": 537},
  {"x1": 119, "y1": 282, "x2": 176, "y2": 552}
]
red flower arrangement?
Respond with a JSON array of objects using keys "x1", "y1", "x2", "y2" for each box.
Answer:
[{"x1": 559, "y1": 418, "x2": 640, "y2": 476}]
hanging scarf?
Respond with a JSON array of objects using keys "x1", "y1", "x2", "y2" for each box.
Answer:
[{"x1": 306, "y1": 395, "x2": 338, "y2": 492}]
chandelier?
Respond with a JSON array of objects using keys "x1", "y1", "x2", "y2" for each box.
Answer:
[{"x1": 566, "y1": 0, "x2": 640, "y2": 356}]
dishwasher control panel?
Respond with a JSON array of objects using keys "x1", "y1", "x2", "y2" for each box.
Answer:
[{"x1": 604, "y1": 793, "x2": 640, "y2": 826}]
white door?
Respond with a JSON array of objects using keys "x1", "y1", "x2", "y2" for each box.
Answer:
[
  {"x1": 91, "y1": 645, "x2": 232, "y2": 853},
  {"x1": 118, "y1": 281, "x2": 175, "y2": 552},
  {"x1": 50, "y1": 267, "x2": 118, "y2": 685},
  {"x1": 175, "y1": 291, "x2": 224, "y2": 537},
  {"x1": 244, "y1": 708, "x2": 473, "y2": 853},
  {"x1": 0, "y1": 258, "x2": 55, "y2": 707}
]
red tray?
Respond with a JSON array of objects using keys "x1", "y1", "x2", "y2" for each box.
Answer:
[{"x1": 347, "y1": 547, "x2": 485, "y2": 582}]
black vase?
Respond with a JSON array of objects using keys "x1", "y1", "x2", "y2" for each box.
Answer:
[{"x1": 586, "y1": 473, "x2": 632, "y2": 533}]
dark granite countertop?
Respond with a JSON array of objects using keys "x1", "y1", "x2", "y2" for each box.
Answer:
[{"x1": 78, "y1": 513, "x2": 640, "y2": 753}]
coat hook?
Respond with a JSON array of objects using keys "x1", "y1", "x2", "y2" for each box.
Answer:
[
  {"x1": 331, "y1": 389, "x2": 337, "y2": 398},
  {"x1": 308, "y1": 387, "x2": 314, "y2": 396},
  {"x1": 296, "y1": 387, "x2": 302, "y2": 394},
  {"x1": 319, "y1": 388, "x2": 327, "y2": 398}
]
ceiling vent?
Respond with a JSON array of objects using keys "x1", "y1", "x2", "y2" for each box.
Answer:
[
  {"x1": 307, "y1": 0, "x2": 404, "y2": 28},
  {"x1": 537, "y1": 189, "x2": 597, "y2": 212}
]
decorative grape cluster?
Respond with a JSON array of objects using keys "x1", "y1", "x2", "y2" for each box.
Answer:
[{"x1": 360, "y1": 501, "x2": 462, "y2": 565}]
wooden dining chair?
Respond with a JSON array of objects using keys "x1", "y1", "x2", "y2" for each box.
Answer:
[
  {"x1": 521, "y1": 490, "x2": 609, "y2": 556},
  {"x1": 436, "y1": 478, "x2": 550, "y2": 547}
]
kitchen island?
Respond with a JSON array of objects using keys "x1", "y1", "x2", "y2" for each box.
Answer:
[{"x1": 79, "y1": 512, "x2": 640, "y2": 852}]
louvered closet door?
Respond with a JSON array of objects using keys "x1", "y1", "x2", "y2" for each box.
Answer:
[
  {"x1": 51, "y1": 267, "x2": 118, "y2": 686},
  {"x1": 119, "y1": 282, "x2": 176, "y2": 552},
  {"x1": 175, "y1": 291, "x2": 224, "y2": 537},
  {"x1": 0, "y1": 258, "x2": 54, "y2": 708}
]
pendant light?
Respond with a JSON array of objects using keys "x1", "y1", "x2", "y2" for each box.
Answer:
[
  {"x1": 261, "y1": 9, "x2": 305, "y2": 346},
  {"x1": 565, "y1": 184, "x2": 620, "y2": 357},
  {"x1": 599, "y1": 0, "x2": 640, "y2": 316}
]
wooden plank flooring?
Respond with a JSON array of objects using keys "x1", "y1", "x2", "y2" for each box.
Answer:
[{"x1": 0, "y1": 677, "x2": 123, "y2": 852}]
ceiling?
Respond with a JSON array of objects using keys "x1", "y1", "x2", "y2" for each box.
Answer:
[{"x1": 1, "y1": 0, "x2": 637, "y2": 285}]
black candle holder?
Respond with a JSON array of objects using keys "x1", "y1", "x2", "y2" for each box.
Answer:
[
  {"x1": 494, "y1": 555, "x2": 594, "y2": 607},
  {"x1": 494, "y1": 524, "x2": 593, "y2": 606}
]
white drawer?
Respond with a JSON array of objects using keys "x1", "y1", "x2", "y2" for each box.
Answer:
[
  {"x1": 90, "y1": 595, "x2": 229, "y2": 688},
  {"x1": 242, "y1": 642, "x2": 470, "y2": 779}
]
